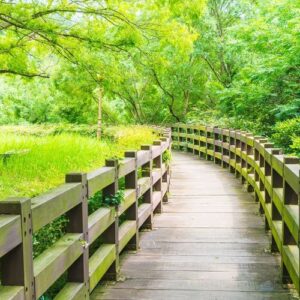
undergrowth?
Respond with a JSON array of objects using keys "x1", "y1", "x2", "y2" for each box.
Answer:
[
  {"x1": 0, "y1": 125, "x2": 157, "y2": 299},
  {"x1": 0, "y1": 125, "x2": 156, "y2": 199}
]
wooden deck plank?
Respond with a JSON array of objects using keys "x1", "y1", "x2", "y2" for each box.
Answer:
[
  {"x1": 91, "y1": 289, "x2": 292, "y2": 300},
  {"x1": 91, "y1": 152, "x2": 294, "y2": 300},
  {"x1": 93, "y1": 277, "x2": 286, "y2": 292}
]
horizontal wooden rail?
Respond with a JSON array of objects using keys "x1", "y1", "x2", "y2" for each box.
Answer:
[
  {"x1": 0, "y1": 128, "x2": 172, "y2": 300},
  {"x1": 171, "y1": 123, "x2": 300, "y2": 293}
]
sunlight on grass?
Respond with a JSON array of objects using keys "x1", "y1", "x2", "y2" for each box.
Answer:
[{"x1": 0, "y1": 126, "x2": 156, "y2": 199}]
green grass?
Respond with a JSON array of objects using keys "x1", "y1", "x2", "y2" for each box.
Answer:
[
  {"x1": 0, "y1": 125, "x2": 157, "y2": 299},
  {"x1": 0, "y1": 125, "x2": 156, "y2": 199}
]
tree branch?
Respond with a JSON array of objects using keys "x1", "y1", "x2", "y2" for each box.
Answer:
[
  {"x1": 151, "y1": 68, "x2": 181, "y2": 122},
  {"x1": 200, "y1": 54, "x2": 229, "y2": 87},
  {"x1": 0, "y1": 69, "x2": 49, "y2": 78}
]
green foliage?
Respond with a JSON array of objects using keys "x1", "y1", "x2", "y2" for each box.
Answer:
[
  {"x1": 0, "y1": 1, "x2": 299, "y2": 147},
  {"x1": 273, "y1": 99, "x2": 300, "y2": 121},
  {"x1": 103, "y1": 190, "x2": 125, "y2": 207},
  {"x1": 0, "y1": 125, "x2": 156, "y2": 199},
  {"x1": 162, "y1": 150, "x2": 172, "y2": 166},
  {"x1": 138, "y1": 196, "x2": 144, "y2": 206},
  {"x1": 182, "y1": 0, "x2": 300, "y2": 139},
  {"x1": 0, "y1": 125, "x2": 155, "y2": 299},
  {"x1": 137, "y1": 167, "x2": 143, "y2": 179},
  {"x1": 119, "y1": 212, "x2": 127, "y2": 226},
  {"x1": 0, "y1": 0, "x2": 206, "y2": 125},
  {"x1": 0, "y1": 2, "x2": 299, "y2": 296},
  {"x1": 0, "y1": 124, "x2": 98, "y2": 136},
  {"x1": 39, "y1": 273, "x2": 68, "y2": 300},
  {"x1": 188, "y1": 0, "x2": 299, "y2": 152},
  {"x1": 89, "y1": 190, "x2": 125, "y2": 213},
  {"x1": 271, "y1": 118, "x2": 300, "y2": 152},
  {"x1": 33, "y1": 217, "x2": 68, "y2": 258},
  {"x1": 291, "y1": 137, "x2": 300, "y2": 157},
  {"x1": 33, "y1": 216, "x2": 69, "y2": 299},
  {"x1": 88, "y1": 191, "x2": 103, "y2": 215}
]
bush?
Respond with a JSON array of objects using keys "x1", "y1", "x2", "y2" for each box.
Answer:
[
  {"x1": 271, "y1": 117, "x2": 300, "y2": 152},
  {"x1": 163, "y1": 150, "x2": 172, "y2": 166},
  {"x1": 291, "y1": 137, "x2": 300, "y2": 157}
]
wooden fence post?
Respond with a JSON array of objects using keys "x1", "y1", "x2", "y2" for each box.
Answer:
[
  {"x1": 140, "y1": 145, "x2": 153, "y2": 230},
  {"x1": 0, "y1": 198, "x2": 35, "y2": 299},
  {"x1": 175, "y1": 126, "x2": 179, "y2": 150},
  {"x1": 229, "y1": 129, "x2": 236, "y2": 174},
  {"x1": 124, "y1": 151, "x2": 139, "y2": 251},
  {"x1": 235, "y1": 130, "x2": 241, "y2": 179},
  {"x1": 102, "y1": 159, "x2": 120, "y2": 280},
  {"x1": 65, "y1": 173, "x2": 89, "y2": 298},
  {"x1": 245, "y1": 134, "x2": 254, "y2": 192},
  {"x1": 282, "y1": 156, "x2": 299, "y2": 286},
  {"x1": 268, "y1": 149, "x2": 283, "y2": 253},
  {"x1": 153, "y1": 140, "x2": 163, "y2": 214},
  {"x1": 160, "y1": 137, "x2": 170, "y2": 203}
]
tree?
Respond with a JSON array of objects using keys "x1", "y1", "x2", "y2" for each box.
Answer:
[
  {"x1": 0, "y1": 1, "x2": 148, "y2": 77},
  {"x1": 1, "y1": 0, "x2": 298, "y2": 135}
]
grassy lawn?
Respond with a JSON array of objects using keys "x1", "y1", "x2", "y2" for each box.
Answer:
[{"x1": 0, "y1": 125, "x2": 157, "y2": 199}]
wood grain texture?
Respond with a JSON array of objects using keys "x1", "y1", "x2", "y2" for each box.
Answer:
[{"x1": 91, "y1": 152, "x2": 295, "y2": 300}]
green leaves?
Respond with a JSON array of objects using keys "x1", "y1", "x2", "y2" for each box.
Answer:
[
  {"x1": 162, "y1": 150, "x2": 172, "y2": 166},
  {"x1": 0, "y1": 0, "x2": 207, "y2": 124},
  {"x1": 271, "y1": 117, "x2": 300, "y2": 152},
  {"x1": 103, "y1": 189, "x2": 125, "y2": 207},
  {"x1": 191, "y1": 0, "x2": 300, "y2": 136},
  {"x1": 0, "y1": 0, "x2": 298, "y2": 143}
]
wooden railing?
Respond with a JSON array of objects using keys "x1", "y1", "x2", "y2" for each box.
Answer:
[
  {"x1": 0, "y1": 128, "x2": 171, "y2": 299},
  {"x1": 171, "y1": 123, "x2": 300, "y2": 293}
]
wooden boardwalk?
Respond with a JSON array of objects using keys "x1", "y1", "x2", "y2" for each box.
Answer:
[{"x1": 91, "y1": 152, "x2": 294, "y2": 300}]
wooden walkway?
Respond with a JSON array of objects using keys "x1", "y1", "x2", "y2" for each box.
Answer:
[{"x1": 91, "y1": 152, "x2": 294, "y2": 300}]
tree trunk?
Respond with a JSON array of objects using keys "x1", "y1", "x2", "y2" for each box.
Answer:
[{"x1": 97, "y1": 88, "x2": 102, "y2": 140}]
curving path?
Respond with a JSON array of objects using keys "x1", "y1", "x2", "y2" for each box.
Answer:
[{"x1": 91, "y1": 152, "x2": 294, "y2": 300}]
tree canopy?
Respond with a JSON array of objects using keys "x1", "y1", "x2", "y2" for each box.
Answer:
[{"x1": 0, "y1": 0, "x2": 299, "y2": 140}]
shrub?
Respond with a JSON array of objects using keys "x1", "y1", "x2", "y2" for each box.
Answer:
[
  {"x1": 271, "y1": 117, "x2": 300, "y2": 152},
  {"x1": 291, "y1": 137, "x2": 300, "y2": 157},
  {"x1": 163, "y1": 150, "x2": 172, "y2": 166}
]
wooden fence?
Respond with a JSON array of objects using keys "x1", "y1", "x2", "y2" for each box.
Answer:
[
  {"x1": 0, "y1": 128, "x2": 171, "y2": 300},
  {"x1": 171, "y1": 123, "x2": 300, "y2": 293}
]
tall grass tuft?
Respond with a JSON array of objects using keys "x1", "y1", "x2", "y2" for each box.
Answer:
[{"x1": 0, "y1": 126, "x2": 156, "y2": 199}]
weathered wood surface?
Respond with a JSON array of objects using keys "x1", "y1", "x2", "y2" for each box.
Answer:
[{"x1": 91, "y1": 152, "x2": 296, "y2": 300}]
